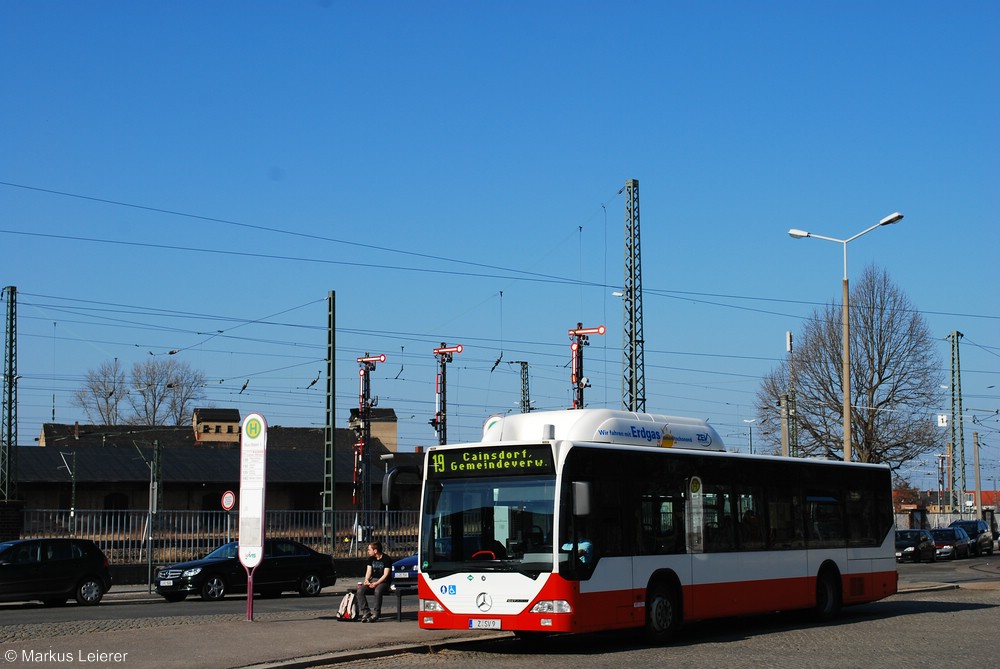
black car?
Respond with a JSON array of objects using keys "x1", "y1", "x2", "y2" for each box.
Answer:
[
  {"x1": 154, "y1": 539, "x2": 336, "y2": 602},
  {"x1": 949, "y1": 519, "x2": 994, "y2": 556},
  {"x1": 894, "y1": 529, "x2": 936, "y2": 563},
  {"x1": 0, "y1": 538, "x2": 112, "y2": 606}
]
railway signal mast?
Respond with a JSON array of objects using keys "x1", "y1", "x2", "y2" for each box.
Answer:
[
  {"x1": 352, "y1": 353, "x2": 385, "y2": 540},
  {"x1": 431, "y1": 343, "x2": 462, "y2": 445},
  {"x1": 568, "y1": 323, "x2": 605, "y2": 409}
]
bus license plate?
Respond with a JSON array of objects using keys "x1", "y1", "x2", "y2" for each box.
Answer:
[{"x1": 469, "y1": 619, "x2": 501, "y2": 630}]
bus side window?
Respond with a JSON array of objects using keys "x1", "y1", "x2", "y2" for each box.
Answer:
[
  {"x1": 640, "y1": 487, "x2": 685, "y2": 555},
  {"x1": 703, "y1": 484, "x2": 735, "y2": 552},
  {"x1": 806, "y1": 493, "x2": 846, "y2": 548},
  {"x1": 767, "y1": 487, "x2": 805, "y2": 549},
  {"x1": 736, "y1": 486, "x2": 765, "y2": 550}
]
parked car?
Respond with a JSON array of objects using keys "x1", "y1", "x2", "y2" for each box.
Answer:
[
  {"x1": 895, "y1": 529, "x2": 936, "y2": 563},
  {"x1": 154, "y1": 539, "x2": 335, "y2": 602},
  {"x1": 390, "y1": 554, "x2": 418, "y2": 591},
  {"x1": 949, "y1": 519, "x2": 994, "y2": 556},
  {"x1": 0, "y1": 538, "x2": 112, "y2": 606},
  {"x1": 931, "y1": 527, "x2": 972, "y2": 560}
]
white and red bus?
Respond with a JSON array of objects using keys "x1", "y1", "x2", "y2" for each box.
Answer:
[{"x1": 412, "y1": 408, "x2": 896, "y2": 641}]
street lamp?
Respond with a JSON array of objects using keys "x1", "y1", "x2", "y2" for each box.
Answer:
[
  {"x1": 379, "y1": 453, "x2": 394, "y2": 546},
  {"x1": 788, "y1": 212, "x2": 903, "y2": 462},
  {"x1": 743, "y1": 419, "x2": 755, "y2": 455}
]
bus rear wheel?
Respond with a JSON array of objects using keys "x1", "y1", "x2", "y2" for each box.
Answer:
[
  {"x1": 813, "y1": 568, "x2": 841, "y2": 621},
  {"x1": 644, "y1": 583, "x2": 679, "y2": 644}
]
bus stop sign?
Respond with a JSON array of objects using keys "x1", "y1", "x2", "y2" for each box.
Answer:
[{"x1": 239, "y1": 414, "x2": 267, "y2": 570}]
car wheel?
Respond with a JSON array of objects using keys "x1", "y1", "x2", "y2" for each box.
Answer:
[
  {"x1": 299, "y1": 572, "x2": 323, "y2": 597},
  {"x1": 162, "y1": 593, "x2": 187, "y2": 602},
  {"x1": 76, "y1": 577, "x2": 105, "y2": 606},
  {"x1": 200, "y1": 575, "x2": 226, "y2": 601}
]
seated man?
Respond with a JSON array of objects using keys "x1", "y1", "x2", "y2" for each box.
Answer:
[{"x1": 355, "y1": 541, "x2": 391, "y2": 622}]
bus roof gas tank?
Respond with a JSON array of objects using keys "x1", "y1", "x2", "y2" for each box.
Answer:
[{"x1": 481, "y1": 408, "x2": 724, "y2": 451}]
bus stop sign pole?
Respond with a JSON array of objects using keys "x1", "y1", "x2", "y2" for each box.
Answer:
[{"x1": 238, "y1": 413, "x2": 268, "y2": 621}]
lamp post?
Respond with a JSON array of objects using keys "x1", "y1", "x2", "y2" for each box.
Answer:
[
  {"x1": 379, "y1": 453, "x2": 394, "y2": 547},
  {"x1": 788, "y1": 212, "x2": 903, "y2": 462},
  {"x1": 743, "y1": 419, "x2": 756, "y2": 455}
]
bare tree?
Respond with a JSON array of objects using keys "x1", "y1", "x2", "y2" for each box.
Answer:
[
  {"x1": 127, "y1": 358, "x2": 206, "y2": 426},
  {"x1": 165, "y1": 360, "x2": 207, "y2": 425},
  {"x1": 756, "y1": 265, "x2": 943, "y2": 470},
  {"x1": 73, "y1": 358, "x2": 128, "y2": 424}
]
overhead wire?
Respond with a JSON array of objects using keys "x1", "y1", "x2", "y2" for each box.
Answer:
[{"x1": 6, "y1": 182, "x2": 997, "y2": 446}]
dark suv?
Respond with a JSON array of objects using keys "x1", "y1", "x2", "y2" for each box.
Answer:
[
  {"x1": 0, "y1": 538, "x2": 112, "y2": 606},
  {"x1": 949, "y1": 519, "x2": 994, "y2": 556}
]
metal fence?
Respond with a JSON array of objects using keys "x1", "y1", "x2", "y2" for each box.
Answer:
[
  {"x1": 25, "y1": 509, "x2": 980, "y2": 565},
  {"x1": 894, "y1": 512, "x2": 986, "y2": 530},
  {"x1": 21, "y1": 509, "x2": 419, "y2": 566}
]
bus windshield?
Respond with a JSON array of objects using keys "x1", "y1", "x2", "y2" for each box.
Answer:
[{"x1": 420, "y1": 475, "x2": 557, "y2": 574}]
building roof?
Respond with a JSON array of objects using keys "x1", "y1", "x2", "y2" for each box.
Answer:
[
  {"x1": 192, "y1": 408, "x2": 242, "y2": 422},
  {"x1": 23, "y1": 424, "x2": 400, "y2": 484},
  {"x1": 38, "y1": 424, "x2": 347, "y2": 451}
]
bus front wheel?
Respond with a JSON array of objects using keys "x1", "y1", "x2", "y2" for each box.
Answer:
[{"x1": 644, "y1": 583, "x2": 679, "y2": 644}]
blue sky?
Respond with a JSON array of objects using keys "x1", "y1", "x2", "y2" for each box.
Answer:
[{"x1": 2, "y1": 2, "x2": 997, "y2": 492}]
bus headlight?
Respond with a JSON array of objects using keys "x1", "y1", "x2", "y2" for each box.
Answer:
[
  {"x1": 529, "y1": 600, "x2": 572, "y2": 614},
  {"x1": 420, "y1": 599, "x2": 445, "y2": 612}
]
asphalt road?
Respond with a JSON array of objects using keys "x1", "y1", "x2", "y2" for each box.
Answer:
[
  {"x1": 316, "y1": 587, "x2": 1000, "y2": 668},
  {"x1": 2, "y1": 561, "x2": 999, "y2": 668}
]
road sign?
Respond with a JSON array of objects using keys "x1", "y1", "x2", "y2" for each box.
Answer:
[{"x1": 221, "y1": 490, "x2": 236, "y2": 511}]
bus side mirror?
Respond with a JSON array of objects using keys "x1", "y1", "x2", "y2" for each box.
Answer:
[
  {"x1": 382, "y1": 465, "x2": 421, "y2": 507},
  {"x1": 573, "y1": 481, "x2": 591, "y2": 517}
]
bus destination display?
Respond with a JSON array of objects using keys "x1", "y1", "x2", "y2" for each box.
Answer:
[{"x1": 428, "y1": 444, "x2": 555, "y2": 479}]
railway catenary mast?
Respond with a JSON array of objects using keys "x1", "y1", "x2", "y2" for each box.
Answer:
[
  {"x1": 622, "y1": 179, "x2": 646, "y2": 413},
  {"x1": 1, "y1": 286, "x2": 17, "y2": 502}
]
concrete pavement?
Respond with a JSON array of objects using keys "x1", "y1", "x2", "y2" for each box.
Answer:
[
  {"x1": 0, "y1": 577, "x2": 500, "y2": 669},
  {"x1": 0, "y1": 571, "x2": 994, "y2": 669}
]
